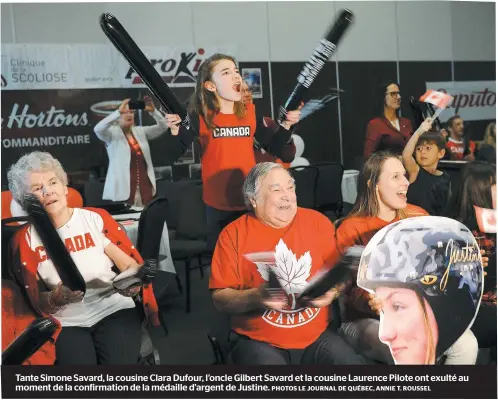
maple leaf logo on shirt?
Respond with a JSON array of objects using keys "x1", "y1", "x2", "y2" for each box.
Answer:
[{"x1": 255, "y1": 239, "x2": 312, "y2": 309}]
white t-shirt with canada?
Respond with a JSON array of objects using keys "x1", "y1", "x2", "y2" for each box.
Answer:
[{"x1": 26, "y1": 208, "x2": 135, "y2": 327}]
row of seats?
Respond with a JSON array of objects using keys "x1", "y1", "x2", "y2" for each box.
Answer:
[{"x1": 289, "y1": 162, "x2": 344, "y2": 217}]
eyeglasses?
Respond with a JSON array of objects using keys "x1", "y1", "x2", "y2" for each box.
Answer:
[{"x1": 386, "y1": 91, "x2": 401, "y2": 98}]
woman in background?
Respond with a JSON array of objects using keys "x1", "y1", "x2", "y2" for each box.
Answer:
[
  {"x1": 364, "y1": 82, "x2": 414, "y2": 159},
  {"x1": 94, "y1": 96, "x2": 168, "y2": 207},
  {"x1": 476, "y1": 122, "x2": 496, "y2": 163}
]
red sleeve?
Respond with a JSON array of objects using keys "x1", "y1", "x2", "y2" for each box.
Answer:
[
  {"x1": 364, "y1": 120, "x2": 381, "y2": 159},
  {"x1": 469, "y1": 140, "x2": 476, "y2": 154},
  {"x1": 406, "y1": 204, "x2": 429, "y2": 217},
  {"x1": 335, "y1": 219, "x2": 361, "y2": 256},
  {"x1": 209, "y1": 225, "x2": 242, "y2": 290}
]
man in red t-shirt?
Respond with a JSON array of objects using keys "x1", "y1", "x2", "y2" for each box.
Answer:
[
  {"x1": 445, "y1": 115, "x2": 475, "y2": 161},
  {"x1": 209, "y1": 162, "x2": 366, "y2": 364}
]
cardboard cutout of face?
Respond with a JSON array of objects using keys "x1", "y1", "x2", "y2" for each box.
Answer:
[{"x1": 357, "y1": 216, "x2": 484, "y2": 365}]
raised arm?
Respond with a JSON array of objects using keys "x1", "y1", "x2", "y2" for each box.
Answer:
[
  {"x1": 254, "y1": 108, "x2": 301, "y2": 162},
  {"x1": 163, "y1": 111, "x2": 200, "y2": 164},
  {"x1": 94, "y1": 99, "x2": 129, "y2": 144},
  {"x1": 402, "y1": 118, "x2": 433, "y2": 182},
  {"x1": 142, "y1": 96, "x2": 169, "y2": 140}
]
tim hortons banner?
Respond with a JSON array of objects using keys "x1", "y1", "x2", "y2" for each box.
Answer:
[
  {"x1": 1, "y1": 44, "x2": 237, "y2": 90},
  {"x1": 0, "y1": 86, "x2": 196, "y2": 176},
  {"x1": 425, "y1": 81, "x2": 496, "y2": 122}
]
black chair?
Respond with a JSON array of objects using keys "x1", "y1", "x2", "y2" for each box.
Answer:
[
  {"x1": 155, "y1": 179, "x2": 203, "y2": 240},
  {"x1": 314, "y1": 162, "x2": 344, "y2": 218},
  {"x1": 207, "y1": 312, "x2": 232, "y2": 365},
  {"x1": 289, "y1": 166, "x2": 319, "y2": 209},
  {"x1": 169, "y1": 182, "x2": 211, "y2": 313},
  {"x1": 83, "y1": 178, "x2": 116, "y2": 207}
]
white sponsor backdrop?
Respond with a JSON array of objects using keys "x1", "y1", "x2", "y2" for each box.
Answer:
[
  {"x1": 426, "y1": 81, "x2": 496, "y2": 122},
  {"x1": 1, "y1": 44, "x2": 237, "y2": 90}
]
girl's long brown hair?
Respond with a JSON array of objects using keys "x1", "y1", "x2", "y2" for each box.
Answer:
[
  {"x1": 348, "y1": 151, "x2": 409, "y2": 219},
  {"x1": 188, "y1": 53, "x2": 246, "y2": 130}
]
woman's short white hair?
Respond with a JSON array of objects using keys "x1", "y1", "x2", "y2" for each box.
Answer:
[
  {"x1": 7, "y1": 151, "x2": 68, "y2": 209},
  {"x1": 242, "y1": 162, "x2": 290, "y2": 211}
]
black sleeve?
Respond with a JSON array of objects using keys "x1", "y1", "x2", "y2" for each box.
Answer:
[
  {"x1": 254, "y1": 117, "x2": 295, "y2": 161},
  {"x1": 160, "y1": 111, "x2": 200, "y2": 165}
]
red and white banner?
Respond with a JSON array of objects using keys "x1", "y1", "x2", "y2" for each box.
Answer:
[
  {"x1": 474, "y1": 206, "x2": 497, "y2": 234},
  {"x1": 425, "y1": 81, "x2": 496, "y2": 122},
  {"x1": 1, "y1": 44, "x2": 237, "y2": 90}
]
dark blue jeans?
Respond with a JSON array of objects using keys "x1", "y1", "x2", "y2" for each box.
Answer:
[{"x1": 228, "y1": 326, "x2": 369, "y2": 365}]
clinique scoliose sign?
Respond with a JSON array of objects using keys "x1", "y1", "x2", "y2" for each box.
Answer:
[{"x1": 426, "y1": 81, "x2": 496, "y2": 122}]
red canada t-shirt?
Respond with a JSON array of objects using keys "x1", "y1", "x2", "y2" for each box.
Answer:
[
  {"x1": 209, "y1": 208, "x2": 341, "y2": 349},
  {"x1": 199, "y1": 104, "x2": 257, "y2": 211},
  {"x1": 446, "y1": 138, "x2": 476, "y2": 160}
]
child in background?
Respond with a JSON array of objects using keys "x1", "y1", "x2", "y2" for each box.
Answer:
[{"x1": 403, "y1": 118, "x2": 452, "y2": 215}]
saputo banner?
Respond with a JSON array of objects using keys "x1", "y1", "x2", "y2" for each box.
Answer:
[{"x1": 426, "y1": 80, "x2": 496, "y2": 122}]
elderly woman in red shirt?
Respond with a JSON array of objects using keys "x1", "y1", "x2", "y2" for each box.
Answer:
[{"x1": 364, "y1": 81, "x2": 414, "y2": 159}]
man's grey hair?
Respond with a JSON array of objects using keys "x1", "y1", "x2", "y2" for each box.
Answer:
[
  {"x1": 242, "y1": 162, "x2": 291, "y2": 211},
  {"x1": 7, "y1": 151, "x2": 68, "y2": 209}
]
